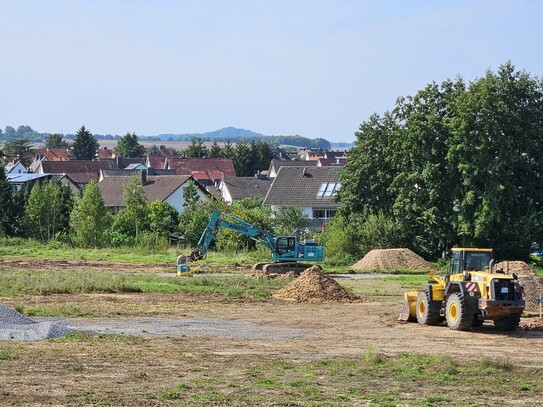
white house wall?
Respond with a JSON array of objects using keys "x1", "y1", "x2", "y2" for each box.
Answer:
[{"x1": 164, "y1": 183, "x2": 210, "y2": 212}]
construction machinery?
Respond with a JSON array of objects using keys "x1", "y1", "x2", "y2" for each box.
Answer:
[
  {"x1": 177, "y1": 210, "x2": 324, "y2": 274},
  {"x1": 399, "y1": 248, "x2": 525, "y2": 330}
]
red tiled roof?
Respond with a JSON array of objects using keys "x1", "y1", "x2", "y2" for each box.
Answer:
[
  {"x1": 29, "y1": 148, "x2": 69, "y2": 162},
  {"x1": 37, "y1": 160, "x2": 117, "y2": 184},
  {"x1": 167, "y1": 158, "x2": 236, "y2": 176}
]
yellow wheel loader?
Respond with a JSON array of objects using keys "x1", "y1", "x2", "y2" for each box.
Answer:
[{"x1": 399, "y1": 248, "x2": 525, "y2": 331}]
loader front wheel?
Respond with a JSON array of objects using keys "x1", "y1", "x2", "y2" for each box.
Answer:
[
  {"x1": 445, "y1": 292, "x2": 473, "y2": 331},
  {"x1": 416, "y1": 290, "x2": 441, "y2": 325}
]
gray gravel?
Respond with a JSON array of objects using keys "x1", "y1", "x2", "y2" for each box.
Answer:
[
  {"x1": 0, "y1": 304, "x2": 73, "y2": 341},
  {"x1": 61, "y1": 317, "x2": 310, "y2": 340},
  {"x1": 1, "y1": 303, "x2": 309, "y2": 341}
]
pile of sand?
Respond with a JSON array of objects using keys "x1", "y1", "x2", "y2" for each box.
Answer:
[
  {"x1": 496, "y1": 261, "x2": 543, "y2": 311},
  {"x1": 350, "y1": 248, "x2": 433, "y2": 271},
  {"x1": 272, "y1": 266, "x2": 359, "y2": 303}
]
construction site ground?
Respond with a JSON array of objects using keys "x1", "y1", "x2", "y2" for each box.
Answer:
[{"x1": 2, "y1": 258, "x2": 543, "y2": 405}]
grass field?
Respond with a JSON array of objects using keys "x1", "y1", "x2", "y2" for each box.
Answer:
[{"x1": 2, "y1": 242, "x2": 543, "y2": 405}]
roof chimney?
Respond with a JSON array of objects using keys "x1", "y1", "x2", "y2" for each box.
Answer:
[{"x1": 139, "y1": 169, "x2": 147, "y2": 185}]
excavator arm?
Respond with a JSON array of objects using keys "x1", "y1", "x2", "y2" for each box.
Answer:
[{"x1": 189, "y1": 210, "x2": 276, "y2": 261}]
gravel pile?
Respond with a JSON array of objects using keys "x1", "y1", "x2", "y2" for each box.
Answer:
[{"x1": 0, "y1": 304, "x2": 72, "y2": 341}]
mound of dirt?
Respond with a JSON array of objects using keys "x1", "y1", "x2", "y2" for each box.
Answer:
[
  {"x1": 350, "y1": 248, "x2": 433, "y2": 271},
  {"x1": 248, "y1": 270, "x2": 294, "y2": 280},
  {"x1": 496, "y1": 261, "x2": 543, "y2": 311},
  {"x1": 272, "y1": 266, "x2": 359, "y2": 303}
]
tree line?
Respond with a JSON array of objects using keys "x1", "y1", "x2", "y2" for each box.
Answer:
[
  {"x1": 329, "y1": 62, "x2": 543, "y2": 260},
  {"x1": 0, "y1": 169, "x2": 312, "y2": 253}
]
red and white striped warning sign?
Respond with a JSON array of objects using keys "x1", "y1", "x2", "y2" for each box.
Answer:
[{"x1": 466, "y1": 282, "x2": 478, "y2": 292}]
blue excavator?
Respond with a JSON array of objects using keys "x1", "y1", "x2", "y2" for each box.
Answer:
[{"x1": 177, "y1": 210, "x2": 324, "y2": 274}]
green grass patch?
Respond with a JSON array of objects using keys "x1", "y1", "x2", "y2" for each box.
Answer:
[
  {"x1": 156, "y1": 352, "x2": 542, "y2": 406},
  {"x1": 0, "y1": 269, "x2": 289, "y2": 302}
]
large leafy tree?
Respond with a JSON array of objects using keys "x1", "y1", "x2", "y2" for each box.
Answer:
[
  {"x1": 70, "y1": 181, "x2": 109, "y2": 247},
  {"x1": 114, "y1": 132, "x2": 145, "y2": 158},
  {"x1": 44, "y1": 133, "x2": 69, "y2": 149},
  {"x1": 70, "y1": 126, "x2": 99, "y2": 160},
  {"x1": 112, "y1": 175, "x2": 149, "y2": 238},
  {"x1": 24, "y1": 180, "x2": 73, "y2": 242},
  {"x1": 0, "y1": 166, "x2": 15, "y2": 236},
  {"x1": 148, "y1": 200, "x2": 179, "y2": 242},
  {"x1": 338, "y1": 62, "x2": 543, "y2": 259}
]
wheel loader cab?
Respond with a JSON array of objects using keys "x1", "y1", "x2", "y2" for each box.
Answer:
[{"x1": 449, "y1": 248, "x2": 492, "y2": 275}]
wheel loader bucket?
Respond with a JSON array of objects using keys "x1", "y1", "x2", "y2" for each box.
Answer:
[{"x1": 398, "y1": 290, "x2": 419, "y2": 322}]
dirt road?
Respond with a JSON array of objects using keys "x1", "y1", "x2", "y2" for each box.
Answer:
[{"x1": 4, "y1": 291, "x2": 543, "y2": 366}]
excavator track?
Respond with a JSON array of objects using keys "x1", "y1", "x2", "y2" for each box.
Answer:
[{"x1": 252, "y1": 262, "x2": 321, "y2": 276}]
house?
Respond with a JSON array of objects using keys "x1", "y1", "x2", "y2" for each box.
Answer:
[
  {"x1": 97, "y1": 172, "x2": 211, "y2": 212},
  {"x1": 5, "y1": 160, "x2": 27, "y2": 174},
  {"x1": 6, "y1": 173, "x2": 79, "y2": 193},
  {"x1": 267, "y1": 159, "x2": 318, "y2": 178},
  {"x1": 146, "y1": 156, "x2": 168, "y2": 170},
  {"x1": 263, "y1": 166, "x2": 342, "y2": 229},
  {"x1": 166, "y1": 157, "x2": 236, "y2": 177},
  {"x1": 33, "y1": 160, "x2": 117, "y2": 186},
  {"x1": 317, "y1": 158, "x2": 347, "y2": 167},
  {"x1": 219, "y1": 175, "x2": 272, "y2": 203}
]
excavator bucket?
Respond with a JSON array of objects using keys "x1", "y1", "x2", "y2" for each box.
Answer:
[{"x1": 398, "y1": 290, "x2": 419, "y2": 322}]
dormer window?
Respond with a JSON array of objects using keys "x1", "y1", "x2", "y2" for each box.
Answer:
[{"x1": 317, "y1": 182, "x2": 340, "y2": 197}]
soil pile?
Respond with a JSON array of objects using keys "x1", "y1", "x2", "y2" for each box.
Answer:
[
  {"x1": 350, "y1": 248, "x2": 433, "y2": 271},
  {"x1": 0, "y1": 304, "x2": 72, "y2": 341},
  {"x1": 495, "y1": 261, "x2": 543, "y2": 311},
  {"x1": 272, "y1": 266, "x2": 359, "y2": 303},
  {"x1": 248, "y1": 270, "x2": 294, "y2": 280}
]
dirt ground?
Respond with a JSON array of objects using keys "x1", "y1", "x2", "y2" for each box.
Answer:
[{"x1": 2, "y1": 259, "x2": 543, "y2": 405}]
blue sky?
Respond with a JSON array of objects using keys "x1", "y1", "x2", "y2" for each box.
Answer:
[{"x1": 1, "y1": 0, "x2": 542, "y2": 142}]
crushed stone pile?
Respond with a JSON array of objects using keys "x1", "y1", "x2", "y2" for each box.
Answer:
[
  {"x1": 272, "y1": 266, "x2": 359, "y2": 303},
  {"x1": 0, "y1": 304, "x2": 72, "y2": 341},
  {"x1": 495, "y1": 261, "x2": 543, "y2": 311},
  {"x1": 350, "y1": 248, "x2": 433, "y2": 271}
]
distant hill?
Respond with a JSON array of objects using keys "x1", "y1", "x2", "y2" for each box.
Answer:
[
  {"x1": 152, "y1": 127, "x2": 264, "y2": 141},
  {"x1": 146, "y1": 127, "x2": 332, "y2": 149},
  {"x1": 1, "y1": 125, "x2": 348, "y2": 150}
]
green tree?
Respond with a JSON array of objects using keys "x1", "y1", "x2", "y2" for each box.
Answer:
[
  {"x1": 0, "y1": 166, "x2": 15, "y2": 236},
  {"x1": 148, "y1": 201, "x2": 179, "y2": 242},
  {"x1": 44, "y1": 133, "x2": 69, "y2": 149},
  {"x1": 233, "y1": 140, "x2": 251, "y2": 176},
  {"x1": 3, "y1": 138, "x2": 32, "y2": 165},
  {"x1": 70, "y1": 181, "x2": 109, "y2": 247},
  {"x1": 112, "y1": 175, "x2": 149, "y2": 239},
  {"x1": 221, "y1": 140, "x2": 235, "y2": 158},
  {"x1": 339, "y1": 62, "x2": 543, "y2": 259},
  {"x1": 114, "y1": 132, "x2": 145, "y2": 158},
  {"x1": 208, "y1": 141, "x2": 222, "y2": 158},
  {"x1": 272, "y1": 206, "x2": 310, "y2": 240},
  {"x1": 70, "y1": 126, "x2": 99, "y2": 160},
  {"x1": 446, "y1": 63, "x2": 543, "y2": 258},
  {"x1": 148, "y1": 145, "x2": 160, "y2": 156},
  {"x1": 184, "y1": 138, "x2": 208, "y2": 158},
  {"x1": 25, "y1": 180, "x2": 73, "y2": 242},
  {"x1": 182, "y1": 181, "x2": 200, "y2": 209}
]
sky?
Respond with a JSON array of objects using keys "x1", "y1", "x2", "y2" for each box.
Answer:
[{"x1": 1, "y1": 0, "x2": 543, "y2": 143}]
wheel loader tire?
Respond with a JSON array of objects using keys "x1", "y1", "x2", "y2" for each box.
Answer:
[
  {"x1": 416, "y1": 290, "x2": 441, "y2": 325},
  {"x1": 445, "y1": 292, "x2": 473, "y2": 331},
  {"x1": 493, "y1": 313, "x2": 521, "y2": 331}
]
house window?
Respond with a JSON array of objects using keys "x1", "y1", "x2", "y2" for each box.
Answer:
[
  {"x1": 317, "y1": 182, "x2": 340, "y2": 197},
  {"x1": 312, "y1": 209, "x2": 336, "y2": 219}
]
